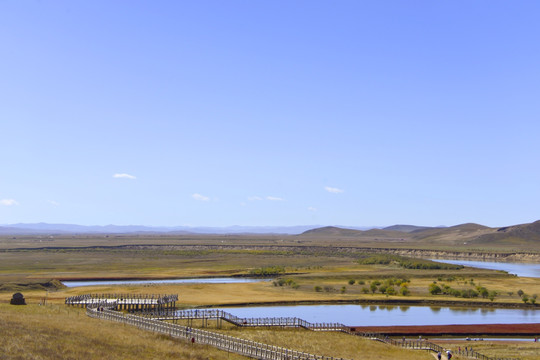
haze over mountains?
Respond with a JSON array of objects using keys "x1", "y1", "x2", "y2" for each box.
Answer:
[
  {"x1": 0, "y1": 223, "x2": 373, "y2": 235},
  {"x1": 1, "y1": 221, "x2": 540, "y2": 246}
]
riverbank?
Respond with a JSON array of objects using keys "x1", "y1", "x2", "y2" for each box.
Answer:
[{"x1": 202, "y1": 298, "x2": 540, "y2": 310}]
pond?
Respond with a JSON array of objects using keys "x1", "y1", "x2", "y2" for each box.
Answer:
[
  {"x1": 218, "y1": 304, "x2": 540, "y2": 326},
  {"x1": 431, "y1": 259, "x2": 540, "y2": 278},
  {"x1": 63, "y1": 277, "x2": 268, "y2": 287}
]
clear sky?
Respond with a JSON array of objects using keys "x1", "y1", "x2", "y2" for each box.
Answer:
[{"x1": 1, "y1": 1, "x2": 539, "y2": 228}]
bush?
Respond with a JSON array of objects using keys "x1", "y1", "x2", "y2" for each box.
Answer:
[
  {"x1": 361, "y1": 287, "x2": 370, "y2": 294},
  {"x1": 341, "y1": 286, "x2": 347, "y2": 293},
  {"x1": 461, "y1": 289, "x2": 478, "y2": 298},
  {"x1": 348, "y1": 279, "x2": 355, "y2": 285},
  {"x1": 477, "y1": 286, "x2": 489, "y2": 298},
  {"x1": 314, "y1": 286, "x2": 322, "y2": 292},
  {"x1": 250, "y1": 266, "x2": 285, "y2": 277},
  {"x1": 400, "y1": 286, "x2": 410, "y2": 296},
  {"x1": 429, "y1": 283, "x2": 442, "y2": 295}
]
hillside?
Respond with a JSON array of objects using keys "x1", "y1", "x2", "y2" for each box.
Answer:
[
  {"x1": 301, "y1": 221, "x2": 540, "y2": 248},
  {"x1": 383, "y1": 224, "x2": 434, "y2": 233},
  {"x1": 474, "y1": 220, "x2": 540, "y2": 244},
  {"x1": 300, "y1": 226, "x2": 364, "y2": 237}
]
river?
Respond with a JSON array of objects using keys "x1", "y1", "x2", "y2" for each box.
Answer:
[
  {"x1": 63, "y1": 277, "x2": 268, "y2": 287},
  {"x1": 431, "y1": 259, "x2": 540, "y2": 278},
  {"x1": 218, "y1": 304, "x2": 540, "y2": 326}
]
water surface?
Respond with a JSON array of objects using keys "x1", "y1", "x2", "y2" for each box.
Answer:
[
  {"x1": 432, "y1": 259, "x2": 540, "y2": 278},
  {"x1": 63, "y1": 277, "x2": 267, "y2": 287},
  {"x1": 219, "y1": 304, "x2": 540, "y2": 326}
]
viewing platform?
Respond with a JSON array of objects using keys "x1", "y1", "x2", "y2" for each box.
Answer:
[{"x1": 65, "y1": 293, "x2": 178, "y2": 311}]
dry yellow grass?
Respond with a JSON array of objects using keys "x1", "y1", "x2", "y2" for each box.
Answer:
[
  {"x1": 0, "y1": 303, "x2": 249, "y2": 360},
  {"x1": 0, "y1": 303, "x2": 437, "y2": 360},
  {"x1": 212, "y1": 327, "x2": 434, "y2": 360}
]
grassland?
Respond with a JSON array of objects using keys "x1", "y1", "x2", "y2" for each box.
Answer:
[
  {"x1": 1, "y1": 233, "x2": 539, "y2": 360},
  {"x1": 0, "y1": 303, "x2": 249, "y2": 360}
]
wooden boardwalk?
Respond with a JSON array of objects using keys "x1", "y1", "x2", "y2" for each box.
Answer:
[
  {"x1": 149, "y1": 309, "x2": 519, "y2": 360},
  {"x1": 153, "y1": 309, "x2": 345, "y2": 331},
  {"x1": 68, "y1": 295, "x2": 519, "y2": 360},
  {"x1": 86, "y1": 305, "x2": 348, "y2": 360}
]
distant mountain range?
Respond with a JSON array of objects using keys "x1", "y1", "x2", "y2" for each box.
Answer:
[
  {"x1": 0, "y1": 223, "x2": 375, "y2": 235},
  {"x1": 2, "y1": 221, "x2": 540, "y2": 246},
  {"x1": 299, "y1": 221, "x2": 540, "y2": 246}
]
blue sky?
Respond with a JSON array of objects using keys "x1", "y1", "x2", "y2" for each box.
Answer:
[{"x1": 1, "y1": 1, "x2": 539, "y2": 228}]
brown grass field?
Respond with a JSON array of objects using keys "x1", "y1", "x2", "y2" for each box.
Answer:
[{"x1": 1, "y1": 234, "x2": 540, "y2": 359}]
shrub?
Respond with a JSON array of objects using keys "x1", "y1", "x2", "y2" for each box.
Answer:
[
  {"x1": 429, "y1": 283, "x2": 442, "y2": 295},
  {"x1": 461, "y1": 289, "x2": 478, "y2": 298},
  {"x1": 477, "y1": 286, "x2": 489, "y2": 298},
  {"x1": 314, "y1": 286, "x2": 322, "y2": 292},
  {"x1": 250, "y1": 266, "x2": 285, "y2": 277},
  {"x1": 361, "y1": 287, "x2": 370, "y2": 294},
  {"x1": 348, "y1": 279, "x2": 355, "y2": 285},
  {"x1": 400, "y1": 286, "x2": 410, "y2": 296},
  {"x1": 341, "y1": 286, "x2": 347, "y2": 293}
]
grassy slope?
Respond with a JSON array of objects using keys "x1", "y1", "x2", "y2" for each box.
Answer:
[
  {"x1": 0, "y1": 304, "x2": 248, "y2": 360},
  {"x1": 0, "y1": 304, "x2": 437, "y2": 360}
]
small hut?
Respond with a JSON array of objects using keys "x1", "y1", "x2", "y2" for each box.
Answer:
[{"x1": 10, "y1": 292, "x2": 26, "y2": 305}]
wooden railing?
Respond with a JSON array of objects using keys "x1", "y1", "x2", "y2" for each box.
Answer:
[
  {"x1": 66, "y1": 293, "x2": 178, "y2": 306},
  {"x1": 87, "y1": 306, "x2": 348, "y2": 360},
  {"x1": 149, "y1": 309, "x2": 520, "y2": 360},
  {"x1": 77, "y1": 300, "x2": 520, "y2": 360}
]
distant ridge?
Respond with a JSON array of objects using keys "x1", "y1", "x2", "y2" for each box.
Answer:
[
  {"x1": 3, "y1": 221, "x2": 540, "y2": 245},
  {"x1": 301, "y1": 226, "x2": 363, "y2": 236},
  {"x1": 300, "y1": 220, "x2": 540, "y2": 246},
  {"x1": 383, "y1": 224, "x2": 435, "y2": 233},
  {"x1": 0, "y1": 223, "x2": 320, "y2": 235}
]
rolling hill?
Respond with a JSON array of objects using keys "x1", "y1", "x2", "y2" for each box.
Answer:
[{"x1": 300, "y1": 221, "x2": 540, "y2": 247}]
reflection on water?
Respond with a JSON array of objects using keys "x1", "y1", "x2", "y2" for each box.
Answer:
[{"x1": 220, "y1": 304, "x2": 540, "y2": 326}]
